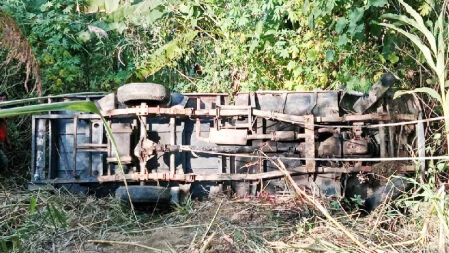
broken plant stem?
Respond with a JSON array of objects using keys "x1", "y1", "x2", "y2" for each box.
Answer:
[
  {"x1": 200, "y1": 198, "x2": 223, "y2": 243},
  {"x1": 199, "y1": 231, "x2": 216, "y2": 253}
]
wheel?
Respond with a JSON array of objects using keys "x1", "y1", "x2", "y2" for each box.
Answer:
[
  {"x1": 345, "y1": 174, "x2": 411, "y2": 212},
  {"x1": 117, "y1": 83, "x2": 170, "y2": 105},
  {"x1": 115, "y1": 185, "x2": 171, "y2": 203},
  {"x1": 364, "y1": 177, "x2": 410, "y2": 212}
]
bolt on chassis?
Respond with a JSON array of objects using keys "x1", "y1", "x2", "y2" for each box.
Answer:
[{"x1": 31, "y1": 74, "x2": 424, "y2": 208}]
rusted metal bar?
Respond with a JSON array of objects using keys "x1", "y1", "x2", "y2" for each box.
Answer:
[
  {"x1": 377, "y1": 107, "x2": 387, "y2": 158},
  {"x1": 33, "y1": 164, "x2": 418, "y2": 184},
  {"x1": 105, "y1": 105, "x2": 418, "y2": 127},
  {"x1": 416, "y1": 111, "x2": 426, "y2": 176},
  {"x1": 247, "y1": 132, "x2": 306, "y2": 141},
  {"x1": 103, "y1": 104, "x2": 420, "y2": 131},
  {"x1": 77, "y1": 143, "x2": 108, "y2": 148},
  {"x1": 388, "y1": 126, "x2": 395, "y2": 157},
  {"x1": 341, "y1": 113, "x2": 390, "y2": 122},
  {"x1": 387, "y1": 103, "x2": 395, "y2": 157},
  {"x1": 169, "y1": 117, "x2": 176, "y2": 176},
  {"x1": 73, "y1": 116, "x2": 78, "y2": 177},
  {"x1": 31, "y1": 116, "x2": 36, "y2": 181},
  {"x1": 97, "y1": 166, "x2": 373, "y2": 182},
  {"x1": 304, "y1": 115, "x2": 315, "y2": 173},
  {"x1": 77, "y1": 143, "x2": 108, "y2": 152},
  {"x1": 48, "y1": 119, "x2": 53, "y2": 179},
  {"x1": 139, "y1": 116, "x2": 148, "y2": 175},
  {"x1": 34, "y1": 118, "x2": 49, "y2": 180},
  {"x1": 106, "y1": 119, "x2": 112, "y2": 176}
]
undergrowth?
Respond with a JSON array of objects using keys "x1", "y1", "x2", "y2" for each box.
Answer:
[{"x1": 0, "y1": 177, "x2": 447, "y2": 252}]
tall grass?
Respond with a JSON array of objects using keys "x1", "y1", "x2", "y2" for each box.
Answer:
[
  {"x1": 378, "y1": 2, "x2": 449, "y2": 250},
  {"x1": 379, "y1": 0, "x2": 449, "y2": 151}
]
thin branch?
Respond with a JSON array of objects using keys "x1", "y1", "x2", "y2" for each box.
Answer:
[{"x1": 88, "y1": 239, "x2": 167, "y2": 252}]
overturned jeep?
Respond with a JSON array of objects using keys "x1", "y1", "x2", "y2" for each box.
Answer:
[{"x1": 31, "y1": 74, "x2": 424, "y2": 210}]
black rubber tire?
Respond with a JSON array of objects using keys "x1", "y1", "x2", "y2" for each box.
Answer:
[
  {"x1": 115, "y1": 185, "x2": 171, "y2": 203},
  {"x1": 117, "y1": 83, "x2": 170, "y2": 105},
  {"x1": 364, "y1": 177, "x2": 411, "y2": 212}
]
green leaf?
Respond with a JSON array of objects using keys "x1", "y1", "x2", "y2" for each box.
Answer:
[
  {"x1": 107, "y1": 0, "x2": 163, "y2": 25},
  {"x1": 136, "y1": 31, "x2": 198, "y2": 78},
  {"x1": 254, "y1": 20, "x2": 264, "y2": 38},
  {"x1": 325, "y1": 50, "x2": 335, "y2": 62},
  {"x1": 237, "y1": 16, "x2": 249, "y2": 26},
  {"x1": 378, "y1": 23, "x2": 437, "y2": 72},
  {"x1": 0, "y1": 101, "x2": 100, "y2": 118},
  {"x1": 287, "y1": 61, "x2": 296, "y2": 71},
  {"x1": 104, "y1": 0, "x2": 121, "y2": 12},
  {"x1": 85, "y1": 0, "x2": 104, "y2": 12},
  {"x1": 77, "y1": 31, "x2": 91, "y2": 43},
  {"x1": 30, "y1": 196, "x2": 37, "y2": 214},
  {"x1": 1, "y1": 240, "x2": 9, "y2": 253},
  {"x1": 179, "y1": 3, "x2": 190, "y2": 14},
  {"x1": 337, "y1": 34, "x2": 348, "y2": 46},
  {"x1": 387, "y1": 53, "x2": 399, "y2": 64},
  {"x1": 335, "y1": 17, "x2": 348, "y2": 34},
  {"x1": 306, "y1": 50, "x2": 318, "y2": 61},
  {"x1": 435, "y1": 10, "x2": 446, "y2": 87},
  {"x1": 347, "y1": 8, "x2": 365, "y2": 37},
  {"x1": 378, "y1": 54, "x2": 386, "y2": 64},
  {"x1": 418, "y1": 3, "x2": 432, "y2": 16},
  {"x1": 381, "y1": 13, "x2": 437, "y2": 56},
  {"x1": 52, "y1": 205, "x2": 67, "y2": 227},
  {"x1": 397, "y1": 0, "x2": 437, "y2": 55},
  {"x1": 325, "y1": 0, "x2": 337, "y2": 13},
  {"x1": 368, "y1": 0, "x2": 387, "y2": 7},
  {"x1": 0, "y1": 92, "x2": 106, "y2": 108},
  {"x1": 394, "y1": 87, "x2": 442, "y2": 103},
  {"x1": 347, "y1": 23, "x2": 364, "y2": 37},
  {"x1": 279, "y1": 49, "x2": 290, "y2": 58},
  {"x1": 348, "y1": 7, "x2": 364, "y2": 24}
]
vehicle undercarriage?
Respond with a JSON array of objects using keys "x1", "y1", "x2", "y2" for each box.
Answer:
[{"x1": 30, "y1": 73, "x2": 424, "y2": 210}]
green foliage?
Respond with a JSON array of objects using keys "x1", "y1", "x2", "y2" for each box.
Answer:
[
  {"x1": 0, "y1": 100, "x2": 100, "y2": 117},
  {"x1": 1, "y1": 0, "x2": 133, "y2": 94},
  {"x1": 78, "y1": 0, "x2": 414, "y2": 93},
  {"x1": 350, "y1": 194, "x2": 365, "y2": 208},
  {"x1": 2, "y1": 0, "x2": 437, "y2": 95},
  {"x1": 0, "y1": 0, "x2": 436, "y2": 182},
  {"x1": 136, "y1": 31, "x2": 198, "y2": 79},
  {"x1": 380, "y1": 0, "x2": 449, "y2": 151}
]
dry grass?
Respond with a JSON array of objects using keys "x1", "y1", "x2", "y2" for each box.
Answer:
[
  {"x1": 0, "y1": 10, "x2": 42, "y2": 94},
  {"x1": 0, "y1": 177, "x2": 448, "y2": 252}
]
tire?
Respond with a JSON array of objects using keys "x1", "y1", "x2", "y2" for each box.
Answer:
[
  {"x1": 115, "y1": 185, "x2": 171, "y2": 203},
  {"x1": 344, "y1": 175, "x2": 411, "y2": 212},
  {"x1": 117, "y1": 83, "x2": 170, "y2": 105},
  {"x1": 364, "y1": 177, "x2": 411, "y2": 212}
]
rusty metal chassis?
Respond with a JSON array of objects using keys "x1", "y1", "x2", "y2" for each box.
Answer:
[
  {"x1": 96, "y1": 103, "x2": 417, "y2": 183},
  {"x1": 34, "y1": 164, "x2": 416, "y2": 185},
  {"x1": 31, "y1": 93, "x2": 418, "y2": 185}
]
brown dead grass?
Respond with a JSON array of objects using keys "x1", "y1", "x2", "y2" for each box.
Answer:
[{"x1": 0, "y1": 178, "x2": 447, "y2": 252}]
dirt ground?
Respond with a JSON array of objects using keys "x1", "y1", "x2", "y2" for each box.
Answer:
[
  {"x1": 1, "y1": 181, "x2": 447, "y2": 252},
  {"x1": 68, "y1": 195, "x2": 304, "y2": 252}
]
